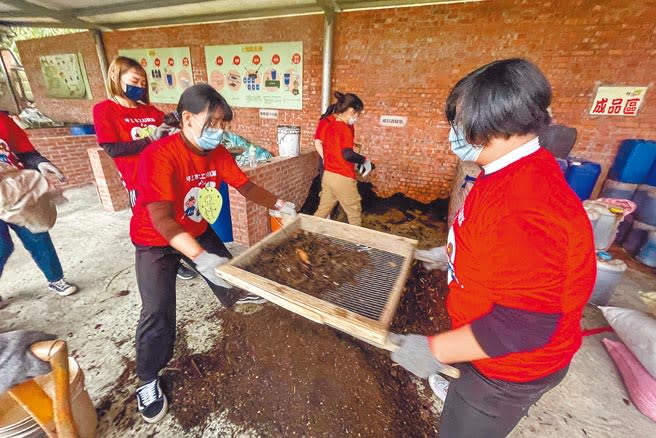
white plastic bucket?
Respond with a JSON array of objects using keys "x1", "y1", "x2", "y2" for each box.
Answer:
[
  {"x1": 589, "y1": 255, "x2": 628, "y2": 306},
  {"x1": 277, "y1": 125, "x2": 300, "y2": 157},
  {"x1": 0, "y1": 358, "x2": 97, "y2": 438},
  {"x1": 583, "y1": 200, "x2": 626, "y2": 251}
]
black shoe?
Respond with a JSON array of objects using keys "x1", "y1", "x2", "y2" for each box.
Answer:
[
  {"x1": 235, "y1": 293, "x2": 267, "y2": 305},
  {"x1": 176, "y1": 263, "x2": 197, "y2": 280},
  {"x1": 136, "y1": 378, "x2": 168, "y2": 423}
]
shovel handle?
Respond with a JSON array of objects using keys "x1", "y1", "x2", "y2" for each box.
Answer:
[{"x1": 382, "y1": 338, "x2": 461, "y2": 379}]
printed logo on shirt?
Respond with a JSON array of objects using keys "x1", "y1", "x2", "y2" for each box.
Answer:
[
  {"x1": 456, "y1": 208, "x2": 465, "y2": 227},
  {"x1": 130, "y1": 125, "x2": 157, "y2": 141},
  {"x1": 0, "y1": 139, "x2": 23, "y2": 170},
  {"x1": 182, "y1": 179, "x2": 218, "y2": 223},
  {"x1": 446, "y1": 225, "x2": 463, "y2": 288}
]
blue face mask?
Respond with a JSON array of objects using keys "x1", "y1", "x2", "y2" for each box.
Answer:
[
  {"x1": 193, "y1": 118, "x2": 224, "y2": 150},
  {"x1": 124, "y1": 84, "x2": 145, "y2": 101},
  {"x1": 448, "y1": 126, "x2": 482, "y2": 162}
]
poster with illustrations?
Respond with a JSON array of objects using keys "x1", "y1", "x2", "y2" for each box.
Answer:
[
  {"x1": 39, "y1": 53, "x2": 92, "y2": 99},
  {"x1": 119, "y1": 47, "x2": 193, "y2": 104},
  {"x1": 204, "y1": 41, "x2": 303, "y2": 110}
]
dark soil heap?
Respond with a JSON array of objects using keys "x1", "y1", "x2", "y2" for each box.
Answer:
[{"x1": 241, "y1": 230, "x2": 370, "y2": 299}]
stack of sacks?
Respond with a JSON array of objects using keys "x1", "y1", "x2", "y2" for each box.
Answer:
[{"x1": 601, "y1": 305, "x2": 656, "y2": 422}]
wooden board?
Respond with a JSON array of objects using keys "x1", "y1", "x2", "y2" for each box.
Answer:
[{"x1": 218, "y1": 214, "x2": 416, "y2": 349}]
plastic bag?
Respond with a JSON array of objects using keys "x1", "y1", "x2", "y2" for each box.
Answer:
[
  {"x1": 603, "y1": 338, "x2": 656, "y2": 422},
  {"x1": 222, "y1": 131, "x2": 273, "y2": 166},
  {"x1": 600, "y1": 306, "x2": 656, "y2": 379}
]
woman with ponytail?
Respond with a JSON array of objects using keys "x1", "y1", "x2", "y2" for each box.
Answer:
[
  {"x1": 92, "y1": 56, "x2": 196, "y2": 280},
  {"x1": 129, "y1": 83, "x2": 296, "y2": 423},
  {"x1": 313, "y1": 92, "x2": 373, "y2": 226}
]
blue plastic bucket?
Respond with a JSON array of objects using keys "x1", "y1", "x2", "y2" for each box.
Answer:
[
  {"x1": 209, "y1": 182, "x2": 233, "y2": 243},
  {"x1": 632, "y1": 184, "x2": 656, "y2": 226},
  {"x1": 609, "y1": 139, "x2": 656, "y2": 184},
  {"x1": 565, "y1": 159, "x2": 601, "y2": 200},
  {"x1": 600, "y1": 179, "x2": 638, "y2": 199},
  {"x1": 637, "y1": 231, "x2": 656, "y2": 268}
]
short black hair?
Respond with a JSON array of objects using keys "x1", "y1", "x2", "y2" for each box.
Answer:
[
  {"x1": 445, "y1": 58, "x2": 552, "y2": 145},
  {"x1": 164, "y1": 83, "x2": 233, "y2": 129}
]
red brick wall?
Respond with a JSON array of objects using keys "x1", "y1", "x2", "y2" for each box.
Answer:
[
  {"x1": 229, "y1": 152, "x2": 318, "y2": 246},
  {"x1": 15, "y1": 1, "x2": 656, "y2": 202},
  {"x1": 16, "y1": 32, "x2": 105, "y2": 124},
  {"x1": 332, "y1": 0, "x2": 656, "y2": 201},
  {"x1": 25, "y1": 127, "x2": 95, "y2": 189},
  {"x1": 101, "y1": 17, "x2": 326, "y2": 156}
]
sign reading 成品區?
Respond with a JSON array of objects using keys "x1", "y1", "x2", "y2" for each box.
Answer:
[
  {"x1": 118, "y1": 47, "x2": 193, "y2": 104},
  {"x1": 379, "y1": 115, "x2": 407, "y2": 127},
  {"x1": 205, "y1": 42, "x2": 303, "y2": 110},
  {"x1": 590, "y1": 86, "x2": 647, "y2": 116}
]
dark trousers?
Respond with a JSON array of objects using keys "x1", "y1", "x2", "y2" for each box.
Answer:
[
  {"x1": 0, "y1": 220, "x2": 63, "y2": 283},
  {"x1": 439, "y1": 363, "x2": 568, "y2": 438},
  {"x1": 134, "y1": 229, "x2": 240, "y2": 381}
]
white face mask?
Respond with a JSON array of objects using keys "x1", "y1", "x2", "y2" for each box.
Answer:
[
  {"x1": 448, "y1": 126, "x2": 482, "y2": 162},
  {"x1": 347, "y1": 116, "x2": 358, "y2": 125}
]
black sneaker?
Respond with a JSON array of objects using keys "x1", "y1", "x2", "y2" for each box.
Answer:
[
  {"x1": 176, "y1": 263, "x2": 197, "y2": 280},
  {"x1": 48, "y1": 279, "x2": 79, "y2": 296},
  {"x1": 235, "y1": 293, "x2": 267, "y2": 305},
  {"x1": 136, "y1": 378, "x2": 168, "y2": 423}
]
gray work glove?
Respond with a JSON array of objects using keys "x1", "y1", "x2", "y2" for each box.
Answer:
[
  {"x1": 0, "y1": 330, "x2": 57, "y2": 393},
  {"x1": 357, "y1": 159, "x2": 375, "y2": 177},
  {"x1": 415, "y1": 245, "x2": 448, "y2": 271},
  {"x1": 37, "y1": 161, "x2": 66, "y2": 182},
  {"x1": 389, "y1": 333, "x2": 447, "y2": 379},
  {"x1": 275, "y1": 200, "x2": 297, "y2": 218},
  {"x1": 149, "y1": 123, "x2": 172, "y2": 142},
  {"x1": 193, "y1": 250, "x2": 233, "y2": 288}
]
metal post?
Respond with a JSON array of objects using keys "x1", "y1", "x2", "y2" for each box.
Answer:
[
  {"x1": 321, "y1": 10, "x2": 334, "y2": 114},
  {"x1": 92, "y1": 29, "x2": 110, "y2": 97}
]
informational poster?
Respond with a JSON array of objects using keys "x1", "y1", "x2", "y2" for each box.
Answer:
[
  {"x1": 590, "y1": 86, "x2": 647, "y2": 116},
  {"x1": 204, "y1": 41, "x2": 303, "y2": 110},
  {"x1": 39, "y1": 53, "x2": 92, "y2": 99},
  {"x1": 119, "y1": 47, "x2": 193, "y2": 104}
]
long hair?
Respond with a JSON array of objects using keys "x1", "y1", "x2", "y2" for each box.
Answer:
[{"x1": 320, "y1": 91, "x2": 364, "y2": 119}]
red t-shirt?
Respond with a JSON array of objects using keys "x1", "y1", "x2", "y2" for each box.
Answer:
[
  {"x1": 314, "y1": 115, "x2": 335, "y2": 141},
  {"x1": 323, "y1": 120, "x2": 356, "y2": 179},
  {"x1": 0, "y1": 113, "x2": 34, "y2": 169},
  {"x1": 445, "y1": 147, "x2": 596, "y2": 382},
  {"x1": 92, "y1": 99, "x2": 164, "y2": 191},
  {"x1": 130, "y1": 133, "x2": 249, "y2": 246}
]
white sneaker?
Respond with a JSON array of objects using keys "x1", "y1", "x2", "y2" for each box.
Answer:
[
  {"x1": 428, "y1": 374, "x2": 450, "y2": 401},
  {"x1": 48, "y1": 279, "x2": 79, "y2": 296},
  {"x1": 235, "y1": 293, "x2": 267, "y2": 305},
  {"x1": 136, "y1": 378, "x2": 168, "y2": 423}
]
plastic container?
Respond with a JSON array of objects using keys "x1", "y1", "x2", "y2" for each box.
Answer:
[
  {"x1": 646, "y1": 159, "x2": 656, "y2": 186},
  {"x1": 583, "y1": 200, "x2": 626, "y2": 250},
  {"x1": 609, "y1": 139, "x2": 656, "y2": 184},
  {"x1": 69, "y1": 124, "x2": 95, "y2": 136},
  {"x1": 270, "y1": 209, "x2": 284, "y2": 232},
  {"x1": 615, "y1": 213, "x2": 634, "y2": 244},
  {"x1": 565, "y1": 159, "x2": 601, "y2": 200},
  {"x1": 0, "y1": 357, "x2": 97, "y2": 438},
  {"x1": 209, "y1": 182, "x2": 233, "y2": 243},
  {"x1": 555, "y1": 157, "x2": 568, "y2": 174},
  {"x1": 584, "y1": 205, "x2": 600, "y2": 229},
  {"x1": 276, "y1": 125, "x2": 301, "y2": 157},
  {"x1": 632, "y1": 184, "x2": 656, "y2": 226},
  {"x1": 589, "y1": 252, "x2": 628, "y2": 306},
  {"x1": 637, "y1": 231, "x2": 656, "y2": 268},
  {"x1": 623, "y1": 220, "x2": 656, "y2": 255},
  {"x1": 599, "y1": 179, "x2": 638, "y2": 199}
]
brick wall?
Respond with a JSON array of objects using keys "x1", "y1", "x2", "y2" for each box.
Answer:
[
  {"x1": 16, "y1": 32, "x2": 105, "y2": 124},
  {"x1": 15, "y1": 1, "x2": 656, "y2": 203},
  {"x1": 229, "y1": 152, "x2": 318, "y2": 246},
  {"x1": 25, "y1": 127, "x2": 96, "y2": 189}
]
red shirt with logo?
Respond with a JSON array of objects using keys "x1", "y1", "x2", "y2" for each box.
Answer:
[
  {"x1": 445, "y1": 147, "x2": 596, "y2": 382},
  {"x1": 323, "y1": 120, "x2": 356, "y2": 179},
  {"x1": 130, "y1": 133, "x2": 249, "y2": 247},
  {"x1": 0, "y1": 113, "x2": 33, "y2": 169},
  {"x1": 92, "y1": 99, "x2": 164, "y2": 191}
]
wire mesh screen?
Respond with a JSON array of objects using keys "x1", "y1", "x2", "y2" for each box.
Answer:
[{"x1": 238, "y1": 232, "x2": 405, "y2": 321}]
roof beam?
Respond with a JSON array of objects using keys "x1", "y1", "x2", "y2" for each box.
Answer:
[
  {"x1": 104, "y1": 4, "x2": 323, "y2": 30},
  {"x1": 337, "y1": 0, "x2": 479, "y2": 10},
  {"x1": 71, "y1": 0, "x2": 219, "y2": 18},
  {"x1": 1, "y1": 0, "x2": 112, "y2": 30}
]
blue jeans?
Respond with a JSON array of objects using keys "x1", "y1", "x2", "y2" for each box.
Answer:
[{"x1": 0, "y1": 220, "x2": 64, "y2": 283}]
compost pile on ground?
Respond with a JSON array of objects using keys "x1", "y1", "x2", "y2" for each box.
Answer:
[{"x1": 240, "y1": 230, "x2": 370, "y2": 298}]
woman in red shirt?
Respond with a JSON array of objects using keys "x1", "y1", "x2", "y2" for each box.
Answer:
[
  {"x1": 313, "y1": 92, "x2": 373, "y2": 226},
  {"x1": 92, "y1": 56, "x2": 196, "y2": 280},
  {"x1": 390, "y1": 59, "x2": 596, "y2": 437},
  {"x1": 130, "y1": 83, "x2": 295, "y2": 423}
]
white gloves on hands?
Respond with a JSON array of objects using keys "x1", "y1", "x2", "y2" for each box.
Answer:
[
  {"x1": 149, "y1": 123, "x2": 172, "y2": 141},
  {"x1": 414, "y1": 245, "x2": 449, "y2": 271},
  {"x1": 275, "y1": 200, "x2": 297, "y2": 218},
  {"x1": 193, "y1": 251, "x2": 233, "y2": 288},
  {"x1": 37, "y1": 162, "x2": 65, "y2": 182},
  {"x1": 357, "y1": 159, "x2": 374, "y2": 177}
]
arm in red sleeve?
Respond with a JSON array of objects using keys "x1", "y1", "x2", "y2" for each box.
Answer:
[{"x1": 147, "y1": 201, "x2": 185, "y2": 242}]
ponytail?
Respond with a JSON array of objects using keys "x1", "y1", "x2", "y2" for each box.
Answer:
[{"x1": 163, "y1": 111, "x2": 181, "y2": 128}]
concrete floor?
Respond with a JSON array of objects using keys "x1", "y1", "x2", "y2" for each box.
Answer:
[{"x1": 1, "y1": 185, "x2": 655, "y2": 437}]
